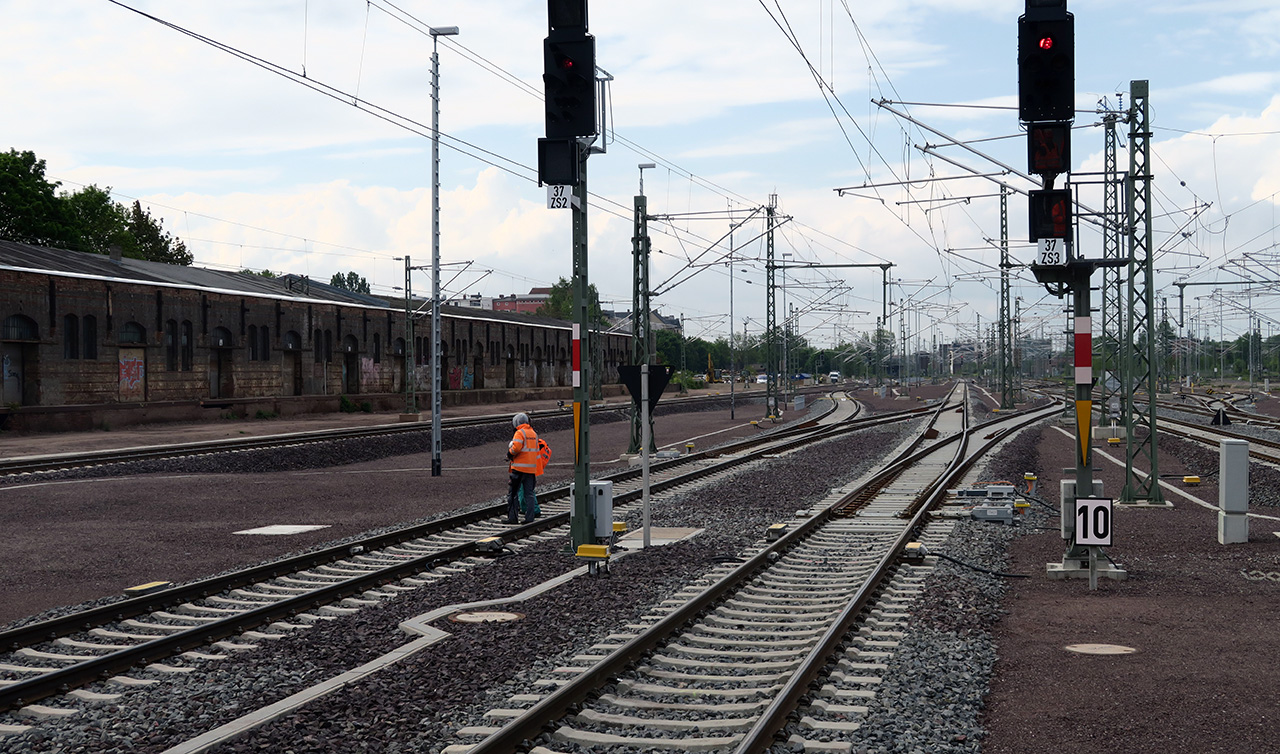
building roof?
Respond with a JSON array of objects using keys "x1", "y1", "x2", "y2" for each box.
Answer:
[{"x1": 0, "y1": 238, "x2": 581, "y2": 331}]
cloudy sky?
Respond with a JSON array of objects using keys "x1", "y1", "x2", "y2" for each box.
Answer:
[{"x1": 4, "y1": 0, "x2": 1280, "y2": 353}]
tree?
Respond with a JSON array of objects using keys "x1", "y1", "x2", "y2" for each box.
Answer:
[
  {"x1": 64, "y1": 184, "x2": 129, "y2": 255},
  {"x1": 122, "y1": 200, "x2": 192, "y2": 265},
  {"x1": 241, "y1": 269, "x2": 278, "y2": 278},
  {"x1": 330, "y1": 271, "x2": 372, "y2": 294},
  {"x1": 1, "y1": 150, "x2": 194, "y2": 265},
  {"x1": 536, "y1": 276, "x2": 607, "y2": 325},
  {"x1": 0, "y1": 149, "x2": 78, "y2": 248}
]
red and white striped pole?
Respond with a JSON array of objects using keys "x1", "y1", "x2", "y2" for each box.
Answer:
[
  {"x1": 572, "y1": 323, "x2": 581, "y2": 463},
  {"x1": 1075, "y1": 314, "x2": 1092, "y2": 468}
]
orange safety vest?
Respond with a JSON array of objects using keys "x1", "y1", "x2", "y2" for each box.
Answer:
[{"x1": 508, "y1": 424, "x2": 539, "y2": 473}]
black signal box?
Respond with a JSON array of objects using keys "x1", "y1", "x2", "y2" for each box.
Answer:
[
  {"x1": 1028, "y1": 189, "x2": 1072, "y2": 241},
  {"x1": 1018, "y1": 13, "x2": 1074, "y2": 123},
  {"x1": 1028, "y1": 121, "x2": 1071, "y2": 176}
]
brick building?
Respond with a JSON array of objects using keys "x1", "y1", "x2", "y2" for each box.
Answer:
[{"x1": 0, "y1": 241, "x2": 628, "y2": 430}]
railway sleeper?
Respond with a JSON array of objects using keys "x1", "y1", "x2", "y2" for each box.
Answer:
[
  {"x1": 15, "y1": 648, "x2": 98, "y2": 663},
  {"x1": 54, "y1": 637, "x2": 133, "y2": 652},
  {"x1": 636, "y1": 665, "x2": 795, "y2": 684},
  {"x1": 694, "y1": 622, "x2": 827, "y2": 638},
  {"x1": 662, "y1": 642, "x2": 806, "y2": 661},
  {"x1": 648, "y1": 654, "x2": 800, "y2": 672},
  {"x1": 616, "y1": 677, "x2": 783, "y2": 698},
  {"x1": 550, "y1": 725, "x2": 742, "y2": 752},
  {"x1": 679, "y1": 632, "x2": 816, "y2": 650},
  {"x1": 169, "y1": 604, "x2": 241, "y2": 617},
  {"x1": 801, "y1": 714, "x2": 864, "y2": 733},
  {"x1": 807, "y1": 698, "x2": 870, "y2": 716},
  {"x1": 595, "y1": 693, "x2": 770, "y2": 714},
  {"x1": 786, "y1": 731, "x2": 857, "y2": 754},
  {"x1": 570, "y1": 707, "x2": 759, "y2": 732}
]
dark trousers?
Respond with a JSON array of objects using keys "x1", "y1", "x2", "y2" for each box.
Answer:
[{"x1": 507, "y1": 470, "x2": 536, "y2": 523}]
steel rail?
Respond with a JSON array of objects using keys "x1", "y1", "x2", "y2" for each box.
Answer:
[
  {"x1": 736, "y1": 397, "x2": 1060, "y2": 753},
  {"x1": 0, "y1": 393, "x2": 902, "y2": 710},
  {"x1": 463, "y1": 386, "x2": 967, "y2": 753},
  {"x1": 0, "y1": 396, "x2": 868, "y2": 650},
  {"x1": 0, "y1": 392, "x2": 747, "y2": 476},
  {"x1": 465, "y1": 388, "x2": 1058, "y2": 753}
]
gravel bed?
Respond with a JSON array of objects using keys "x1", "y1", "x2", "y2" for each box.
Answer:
[
  {"x1": 0, "y1": 397, "x2": 771, "y2": 488},
  {"x1": 766, "y1": 420, "x2": 1050, "y2": 754},
  {"x1": 0, "y1": 412, "x2": 597, "y2": 487},
  {"x1": 0, "y1": 399, "x2": 777, "y2": 635},
  {"x1": 1152, "y1": 408, "x2": 1280, "y2": 508},
  {"x1": 1, "y1": 405, "x2": 914, "y2": 754}
]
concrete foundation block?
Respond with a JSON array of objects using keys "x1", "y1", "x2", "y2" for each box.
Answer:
[
  {"x1": 1218, "y1": 511, "x2": 1249, "y2": 545},
  {"x1": 1092, "y1": 425, "x2": 1125, "y2": 440}
]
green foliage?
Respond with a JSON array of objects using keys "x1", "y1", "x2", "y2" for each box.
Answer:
[
  {"x1": 339, "y1": 394, "x2": 358, "y2": 413},
  {"x1": 0, "y1": 150, "x2": 193, "y2": 264},
  {"x1": 120, "y1": 200, "x2": 193, "y2": 265},
  {"x1": 242, "y1": 269, "x2": 278, "y2": 278},
  {"x1": 63, "y1": 184, "x2": 128, "y2": 254},
  {"x1": 536, "y1": 276, "x2": 607, "y2": 325},
  {"x1": 254, "y1": 409, "x2": 278, "y2": 420},
  {"x1": 670, "y1": 369, "x2": 705, "y2": 392},
  {"x1": 330, "y1": 271, "x2": 372, "y2": 294},
  {"x1": 0, "y1": 149, "x2": 78, "y2": 248}
]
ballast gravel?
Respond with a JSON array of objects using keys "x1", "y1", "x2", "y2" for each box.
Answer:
[{"x1": 2, "y1": 401, "x2": 920, "y2": 754}]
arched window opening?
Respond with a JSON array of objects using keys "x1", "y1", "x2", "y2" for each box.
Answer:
[
  {"x1": 64, "y1": 314, "x2": 79, "y2": 359},
  {"x1": 180, "y1": 321, "x2": 192, "y2": 370},
  {"x1": 165, "y1": 319, "x2": 178, "y2": 371},
  {"x1": 120, "y1": 321, "x2": 146, "y2": 345}
]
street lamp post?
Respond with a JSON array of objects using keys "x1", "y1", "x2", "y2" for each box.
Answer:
[
  {"x1": 429, "y1": 25, "x2": 458, "y2": 477},
  {"x1": 728, "y1": 221, "x2": 735, "y2": 419},
  {"x1": 781, "y1": 252, "x2": 792, "y2": 400},
  {"x1": 404, "y1": 256, "x2": 414, "y2": 415}
]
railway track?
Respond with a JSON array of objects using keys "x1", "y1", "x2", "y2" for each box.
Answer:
[
  {"x1": 0, "y1": 390, "x2": 788, "y2": 478},
  {"x1": 444, "y1": 384, "x2": 1061, "y2": 753},
  {"x1": 0, "y1": 392, "x2": 929, "y2": 727}
]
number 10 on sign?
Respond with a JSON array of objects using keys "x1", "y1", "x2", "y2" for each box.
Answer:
[
  {"x1": 1075, "y1": 498, "x2": 1113, "y2": 546},
  {"x1": 1037, "y1": 238, "x2": 1066, "y2": 266}
]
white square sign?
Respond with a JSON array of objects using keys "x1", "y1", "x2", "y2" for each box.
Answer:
[
  {"x1": 1075, "y1": 497, "x2": 1113, "y2": 546},
  {"x1": 1036, "y1": 238, "x2": 1067, "y2": 266},
  {"x1": 547, "y1": 185, "x2": 572, "y2": 209}
]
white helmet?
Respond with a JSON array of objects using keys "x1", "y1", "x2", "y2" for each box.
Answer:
[{"x1": 513, "y1": 412, "x2": 529, "y2": 428}]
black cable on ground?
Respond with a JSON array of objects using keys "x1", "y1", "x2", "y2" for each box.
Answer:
[
  {"x1": 931, "y1": 551, "x2": 1029, "y2": 579},
  {"x1": 1016, "y1": 489, "x2": 1060, "y2": 515}
]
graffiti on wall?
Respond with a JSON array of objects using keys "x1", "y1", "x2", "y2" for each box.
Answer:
[{"x1": 118, "y1": 349, "x2": 145, "y2": 402}]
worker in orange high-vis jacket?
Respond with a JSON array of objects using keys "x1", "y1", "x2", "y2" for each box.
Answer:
[{"x1": 506, "y1": 412, "x2": 540, "y2": 524}]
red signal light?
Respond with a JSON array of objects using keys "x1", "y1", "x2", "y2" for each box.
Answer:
[
  {"x1": 560, "y1": 57, "x2": 575, "y2": 70},
  {"x1": 1039, "y1": 36, "x2": 1054, "y2": 50}
]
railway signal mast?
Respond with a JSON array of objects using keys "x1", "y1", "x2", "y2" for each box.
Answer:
[
  {"x1": 1019, "y1": 0, "x2": 1125, "y2": 583},
  {"x1": 539, "y1": 0, "x2": 609, "y2": 554}
]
